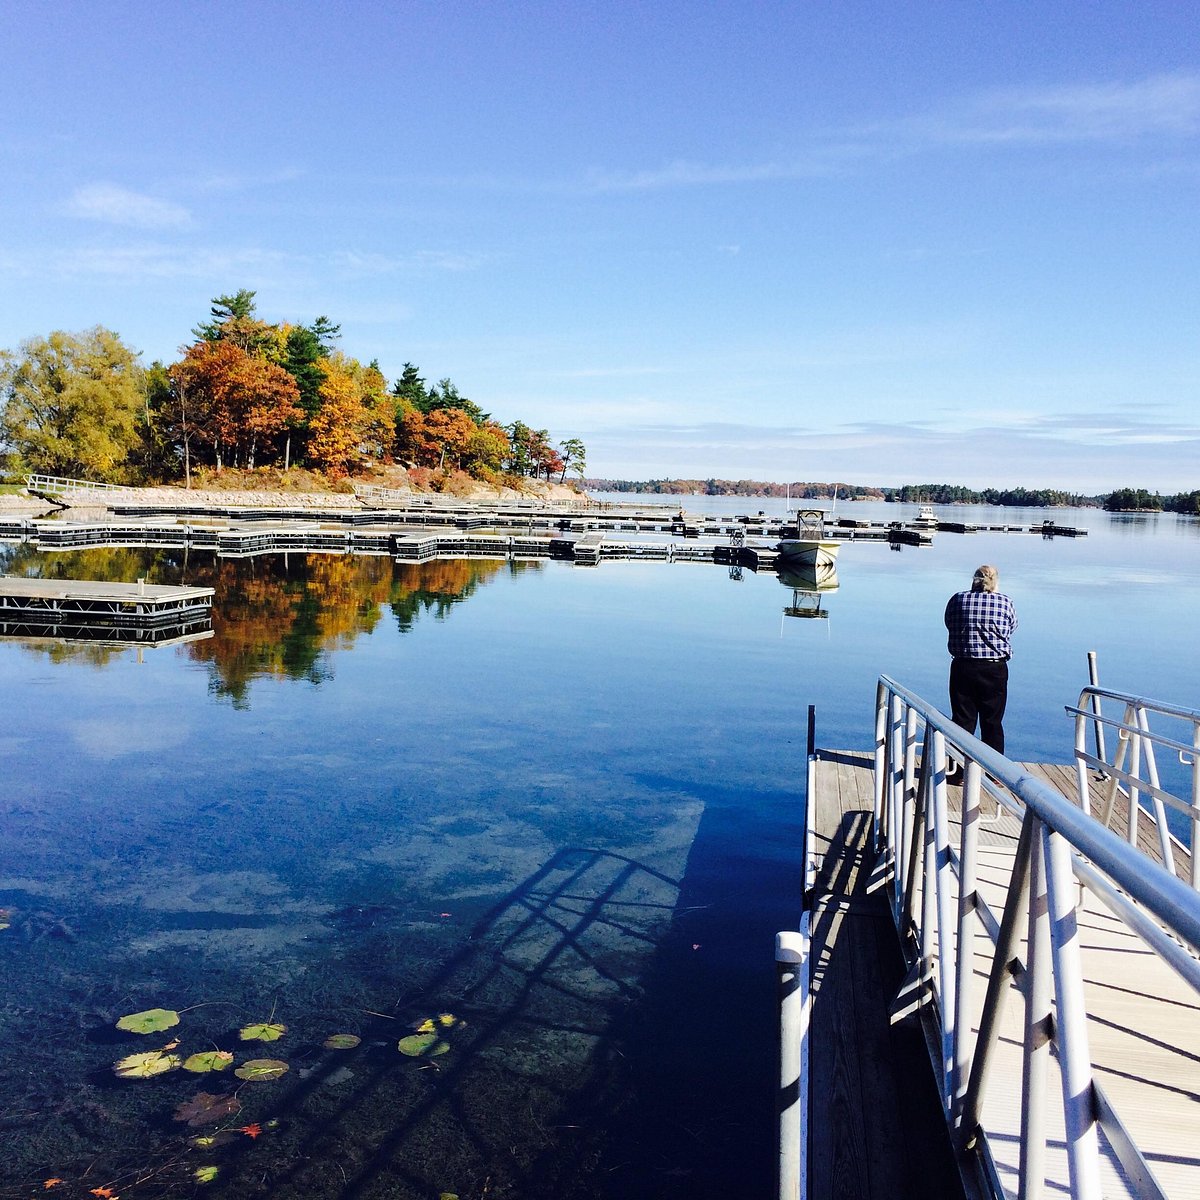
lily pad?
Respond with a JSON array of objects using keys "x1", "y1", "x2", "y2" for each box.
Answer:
[
  {"x1": 234, "y1": 1057, "x2": 289, "y2": 1081},
  {"x1": 398, "y1": 1032, "x2": 450, "y2": 1058},
  {"x1": 191, "y1": 1131, "x2": 238, "y2": 1149},
  {"x1": 239, "y1": 1021, "x2": 286, "y2": 1043},
  {"x1": 113, "y1": 1050, "x2": 182, "y2": 1078},
  {"x1": 416, "y1": 1013, "x2": 460, "y2": 1034},
  {"x1": 174, "y1": 1091, "x2": 241, "y2": 1127},
  {"x1": 323, "y1": 1033, "x2": 361, "y2": 1050},
  {"x1": 183, "y1": 1050, "x2": 234, "y2": 1074},
  {"x1": 116, "y1": 1008, "x2": 180, "y2": 1035}
]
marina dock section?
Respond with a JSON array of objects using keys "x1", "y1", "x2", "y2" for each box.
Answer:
[
  {"x1": 790, "y1": 682, "x2": 1200, "y2": 1200},
  {"x1": 0, "y1": 490, "x2": 1087, "y2": 570},
  {"x1": 0, "y1": 576, "x2": 214, "y2": 626}
]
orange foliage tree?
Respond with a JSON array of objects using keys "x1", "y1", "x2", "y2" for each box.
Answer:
[{"x1": 169, "y1": 341, "x2": 302, "y2": 470}]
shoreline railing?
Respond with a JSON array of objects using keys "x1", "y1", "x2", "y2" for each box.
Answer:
[
  {"x1": 25, "y1": 474, "x2": 129, "y2": 496},
  {"x1": 870, "y1": 676, "x2": 1200, "y2": 1200}
]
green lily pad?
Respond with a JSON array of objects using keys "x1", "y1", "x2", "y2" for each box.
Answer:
[
  {"x1": 116, "y1": 1008, "x2": 180, "y2": 1035},
  {"x1": 183, "y1": 1050, "x2": 234, "y2": 1073},
  {"x1": 113, "y1": 1050, "x2": 182, "y2": 1078},
  {"x1": 398, "y1": 1032, "x2": 450, "y2": 1058},
  {"x1": 191, "y1": 1130, "x2": 238, "y2": 1149},
  {"x1": 323, "y1": 1033, "x2": 361, "y2": 1050},
  {"x1": 239, "y1": 1021, "x2": 286, "y2": 1043},
  {"x1": 234, "y1": 1057, "x2": 289, "y2": 1081}
]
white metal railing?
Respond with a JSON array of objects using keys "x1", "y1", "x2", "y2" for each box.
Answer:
[
  {"x1": 871, "y1": 675, "x2": 1200, "y2": 1200},
  {"x1": 25, "y1": 474, "x2": 130, "y2": 495},
  {"x1": 1068, "y1": 683, "x2": 1200, "y2": 889}
]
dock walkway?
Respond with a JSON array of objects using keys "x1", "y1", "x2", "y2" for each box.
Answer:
[
  {"x1": 807, "y1": 749, "x2": 1200, "y2": 1200},
  {"x1": 0, "y1": 575, "x2": 214, "y2": 625}
]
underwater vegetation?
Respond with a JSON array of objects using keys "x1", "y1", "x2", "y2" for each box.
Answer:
[{"x1": 14, "y1": 1003, "x2": 466, "y2": 1199}]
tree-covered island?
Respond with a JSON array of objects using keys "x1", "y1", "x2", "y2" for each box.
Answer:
[
  {"x1": 588, "y1": 479, "x2": 1199, "y2": 512},
  {"x1": 0, "y1": 291, "x2": 587, "y2": 492}
]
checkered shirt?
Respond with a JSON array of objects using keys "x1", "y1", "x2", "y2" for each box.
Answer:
[{"x1": 944, "y1": 589, "x2": 1017, "y2": 660}]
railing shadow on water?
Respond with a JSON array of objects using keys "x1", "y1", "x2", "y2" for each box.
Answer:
[{"x1": 209, "y1": 845, "x2": 686, "y2": 1199}]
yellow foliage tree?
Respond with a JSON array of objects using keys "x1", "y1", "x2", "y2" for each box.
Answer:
[{"x1": 306, "y1": 360, "x2": 365, "y2": 477}]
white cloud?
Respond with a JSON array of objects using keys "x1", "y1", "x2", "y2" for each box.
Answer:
[
  {"x1": 64, "y1": 183, "x2": 192, "y2": 229},
  {"x1": 330, "y1": 249, "x2": 484, "y2": 275},
  {"x1": 580, "y1": 410, "x2": 1200, "y2": 492}
]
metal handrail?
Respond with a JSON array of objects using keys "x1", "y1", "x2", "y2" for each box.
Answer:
[
  {"x1": 873, "y1": 675, "x2": 1200, "y2": 1200},
  {"x1": 1069, "y1": 684, "x2": 1200, "y2": 888},
  {"x1": 25, "y1": 474, "x2": 129, "y2": 494}
]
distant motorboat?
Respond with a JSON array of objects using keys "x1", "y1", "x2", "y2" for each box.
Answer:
[
  {"x1": 777, "y1": 508, "x2": 841, "y2": 570},
  {"x1": 913, "y1": 504, "x2": 937, "y2": 528}
]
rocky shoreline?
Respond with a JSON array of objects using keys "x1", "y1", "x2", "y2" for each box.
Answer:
[{"x1": 0, "y1": 479, "x2": 584, "y2": 515}]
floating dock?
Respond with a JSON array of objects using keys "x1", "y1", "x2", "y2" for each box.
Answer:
[
  {"x1": 792, "y1": 682, "x2": 1200, "y2": 1200},
  {"x1": 0, "y1": 576, "x2": 214, "y2": 626}
]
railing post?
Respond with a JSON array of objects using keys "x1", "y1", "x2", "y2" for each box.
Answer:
[
  {"x1": 930, "y1": 729, "x2": 958, "y2": 1110},
  {"x1": 1019, "y1": 816, "x2": 1051, "y2": 1200},
  {"x1": 952, "y1": 759, "x2": 982, "y2": 1121},
  {"x1": 1043, "y1": 825, "x2": 1103, "y2": 1199},
  {"x1": 959, "y1": 810, "x2": 1034, "y2": 1148},
  {"x1": 1193, "y1": 721, "x2": 1200, "y2": 890},
  {"x1": 777, "y1": 928, "x2": 808, "y2": 1200},
  {"x1": 892, "y1": 696, "x2": 907, "y2": 907},
  {"x1": 1087, "y1": 651, "x2": 1107, "y2": 765}
]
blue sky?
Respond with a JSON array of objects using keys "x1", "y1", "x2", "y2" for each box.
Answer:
[{"x1": 1, "y1": 1, "x2": 1197, "y2": 491}]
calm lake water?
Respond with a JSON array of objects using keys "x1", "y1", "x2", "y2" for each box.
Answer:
[{"x1": 1, "y1": 499, "x2": 1197, "y2": 1199}]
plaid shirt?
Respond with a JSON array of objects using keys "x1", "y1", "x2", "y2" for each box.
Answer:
[{"x1": 944, "y1": 589, "x2": 1017, "y2": 660}]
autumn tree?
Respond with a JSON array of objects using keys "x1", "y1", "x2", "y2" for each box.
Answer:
[
  {"x1": 424, "y1": 407, "x2": 477, "y2": 470},
  {"x1": 193, "y1": 290, "x2": 276, "y2": 355},
  {"x1": 358, "y1": 360, "x2": 395, "y2": 463},
  {"x1": 0, "y1": 326, "x2": 145, "y2": 480},
  {"x1": 559, "y1": 437, "x2": 586, "y2": 482},
  {"x1": 169, "y1": 341, "x2": 302, "y2": 471},
  {"x1": 464, "y1": 421, "x2": 510, "y2": 478},
  {"x1": 307, "y1": 357, "x2": 366, "y2": 477}
]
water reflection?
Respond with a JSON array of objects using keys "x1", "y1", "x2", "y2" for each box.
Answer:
[
  {"x1": 779, "y1": 563, "x2": 838, "y2": 620},
  {"x1": 0, "y1": 545, "x2": 541, "y2": 705}
]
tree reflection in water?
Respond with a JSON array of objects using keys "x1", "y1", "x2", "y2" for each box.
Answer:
[{"x1": 0, "y1": 544, "x2": 539, "y2": 705}]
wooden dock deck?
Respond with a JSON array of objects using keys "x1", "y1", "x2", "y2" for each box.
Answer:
[
  {"x1": 0, "y1": 575, "x2": 214, "y2": 625},
  {"x1": 807, "y1": 750, "x2": 965, "y2": 1198},
  {"x1": 808, "y1": 750, "x2": 1200, "y2": 1200}
]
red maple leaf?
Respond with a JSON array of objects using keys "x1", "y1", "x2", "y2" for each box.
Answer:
[{"x1": 239, "y1": 1123, "x2": 263, "y2": 1139}]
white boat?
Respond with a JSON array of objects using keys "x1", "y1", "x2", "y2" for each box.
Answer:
[
  {"x1": 776, "y1": 509, "x2": 841, "y2": 570},
  {"x1": 912, "y1": 504, "x2": 937, "y2": 528}
]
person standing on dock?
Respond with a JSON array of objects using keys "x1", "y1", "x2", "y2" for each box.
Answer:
[{"x1": 944, "y1": 564, "x2": 1017, "y2": 766}]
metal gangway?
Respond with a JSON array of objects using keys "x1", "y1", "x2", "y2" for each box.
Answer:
[
  {"x1": 24, "y1": 473, "x2": 134, "y2": 499},
  {"x1": 779, "y1": 674, "x2": 1200, "y2": 1199}
]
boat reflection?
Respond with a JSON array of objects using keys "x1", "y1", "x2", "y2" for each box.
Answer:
[{"x1": 778, "y1": 562, "x2": 839, "y2": 620}]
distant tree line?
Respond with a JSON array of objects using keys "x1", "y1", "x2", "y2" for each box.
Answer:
[
  {"x1": 881, "y1": 483, "x2": 1098, "y2": 507},
  {"x1": 586, "y1": 478, "x2": 884, "y2": 499},
  {"x1": 591, "y1": 478, "x2": 1200, "y2": 514},
  {"x1": 1104, "y1": 488, "x2": 1200, "y2": 514},
  {"x1": 0, "y1": 291, "x2": 586, "y2": 488}
]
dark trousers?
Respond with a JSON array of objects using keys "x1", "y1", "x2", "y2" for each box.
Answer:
[{"x1": 949, "y1": 657, "x2": 1009, "y2": 754}]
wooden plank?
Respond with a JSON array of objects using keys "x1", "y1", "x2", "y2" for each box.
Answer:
[{"x1": 808, "y1": 752, "x2": 964, "y2": 1200}]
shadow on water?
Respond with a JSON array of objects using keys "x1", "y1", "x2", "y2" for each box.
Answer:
[{"x1": 183, "y1": 844, "x2": 690, "y2": 1200}]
